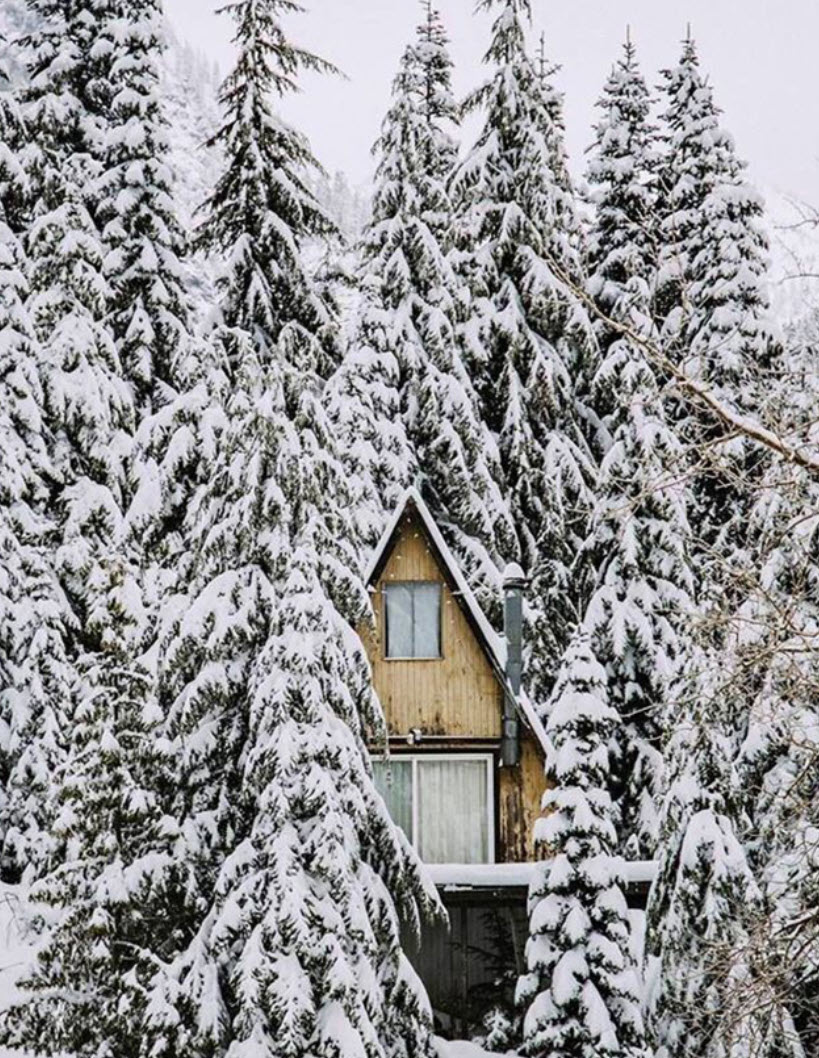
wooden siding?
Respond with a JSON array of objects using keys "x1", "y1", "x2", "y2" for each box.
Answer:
[
  {"x1": 403, "y1": 891, "x2": 527, "y2": 1037},
  {"x1": 361, "y1": 511, "x2": 502, "y2": 740},
  {"x1": 360, "y1": 507, "x2": 547, "y2": 865},
  {"x1": 498, "y1": 733, "x2": 546, "y2": 862}
]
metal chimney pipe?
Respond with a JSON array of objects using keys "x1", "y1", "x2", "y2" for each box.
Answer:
[{"x1": 501, "y1": 562, "x2": 526, "y2": 767}]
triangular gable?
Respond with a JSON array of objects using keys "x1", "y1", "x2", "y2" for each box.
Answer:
[{"x1": 365, "y1": 488, "x2": 550, "y2": 757}]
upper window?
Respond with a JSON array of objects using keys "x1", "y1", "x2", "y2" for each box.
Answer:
[
  {"x1": 384, "y1": 581, "x2": 442, "y2": 659},
  {"x1": 372, "y1": 755, "x2": 493, "y2": 864}
]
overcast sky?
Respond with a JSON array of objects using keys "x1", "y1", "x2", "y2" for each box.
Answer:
[{"x1": 164, "y1": 0, "x2": 819, "y2": 203}]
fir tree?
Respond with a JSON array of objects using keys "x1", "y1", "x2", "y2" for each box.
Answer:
[
  {"x1": 584, "y1": 38, "x2": 693, "y2": 858},
  {"x1": 643, "y1": 647, "x2": 799, "y2": 1058},
  {"x1": 451, "y1": 0, "x2": 598, "y2": 702},
  {"x1": 655, "y1": 36, "x2": 778, "y2": 558},
  {"x1": 518, "y1": 631, "x2": 648, "y2": 1058},
  {"x1": 734, "y1": 328, "x2": 819, "y2": 1058},
  {"x1": 197, "y1": 0, "x2": 340, "y2": 374},
  {"x1": 144, "y1": 4, "x2": 438, "y2": 1056},
  {"x1": 1, "y1": 10, "x2": 198, "y2": 1057},
  {"x1": 586, "y1": 34, "x2": 659, "y2": 359},
  {"x1": 2, "y1": 559, "x2": 187, "y2": 1058},
  {"x1": 20, "y1": 0, "x2": 135, "y2": 654},
  {"x1": 645, "y1": 48, "x2": 792, "y2": 1055},
  {"x1": 0, "y1": 47, "x2": 70, "y2": 881},
  {"x1": 95, "y1": 0, "x2": 192, "y2": 412},
  {"x1": 328, "y1": 3, "x2": 516, "y2": 598},
  {"x1": 93, "y1": 0, "x2": 209, "y2": 627}
]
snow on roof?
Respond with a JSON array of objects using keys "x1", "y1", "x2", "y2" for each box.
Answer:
[
  {"x1": 365, "y1": 488, "x2": 506, "y2": 665},
  {"x1": 364, "y1": 488, "x2": 550, "y2": 756},
  {"x1": 426, "y1": 860, "x2": 657, "y2": 890}
]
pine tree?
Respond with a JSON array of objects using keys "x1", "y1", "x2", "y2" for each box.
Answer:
[
  {"x1": 655, "y1": 36, "x2": 778, "y2": 559},
  {"x1": 1, "y1": 8, "x2": 196, "y2": 1056},
  {"x1": 92, "y1": 0, "x2": 209, "y2": 627},
  {"x1": 583, "y1": 38, "x2": 693, "y2": 858},
  {"x1": 144, "y1": 4, "x2": 438, "y2": 1056},
  {"x1": 643, "y1": 645, "x2": 802, "y2": 1058},
  {"x1": 2, "y1": 560, "x2": 188, "y2": 1058},
  {"x1": 197, "y1": 0, "x2": 340, "y2": 373},
  {"x1": 95, "y1": 0, "x2": 192, "y2": 412},
  {"x1": 518, "y1": 631, "x2": 648, "y2": 1058},
  {"x1": 0, "y1": 46, "x2": 71, "y2": 881},
  {"x1": 20, "y1": 0, "x2": 135, "y2": 653},
  {"x1": 328, "y1": 4, "x2": 516, "y2": 597},
  {"x1": 643, "y1": 52, "x2": 789, "y2": 1056},
  {"x1": 451, "y1": 0, "x2": 598, "y2": 702},
  {"x1": 734, "y1": 327, "x2": 819, "y2": 1058},
  {"x1": 586, "y1": 34, "x2": 659, "y2": 356}
]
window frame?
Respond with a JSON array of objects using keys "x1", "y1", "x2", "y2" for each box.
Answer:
[
  {"x1": 372, "y1": 752, "x2": 496, "y2": 864},
  {"x1": 382, "y1": 580, "x2": 444, "y2": 661}
]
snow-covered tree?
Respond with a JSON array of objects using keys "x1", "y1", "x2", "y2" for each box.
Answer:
[
  {"x1": 328, "y1": 4, "x2": 515, "y2": 593},
  {"x1": 644, "y1": 644, "x2": 803, "y2": 1058},
  {"x1": 519, "y1": 631, "x2": 648, "y2": 1058},
  {"x1": 642, "y1": 57, "x2": 789, "y2": 1055},
  {"x1": 95, "y1": 0, "x2": 192, "y2": 412},
  {"x1": 144, "y1": 4, "x2": 438, "y2": 1056},
  {"x1": 0, "y1": 46, "x2": 70, "y2": 881},
  {"x1": 583, "y1": 38, "x2": 693, "y2": 858},
  {"x1": 20, "y1": 0, "x2": 135, "y2": 652},
  {"x1": 2, "y1": 559, "x2": 189, "y2": 1058},
  {"x1": 732, "y1": 326, "x2": 819, "y2": 1058},
  {"x1": 585, "y1": 34, "x2": 659, "y2": 363},
  {"x1": 196, "y1": 0, "x2": 340, "y2": 374},
  {"x1": 451, "y1": 0, "x2": 598, "y2": 701},
  {"x1": 655, "y1": 36, "x2": 779, "y2": 559}
]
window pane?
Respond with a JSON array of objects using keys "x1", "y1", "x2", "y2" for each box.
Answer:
[
  {"x1": 385, "y1": 584, "x2": 414, "y2": 658},
  {"x1": 385, "y1": 582, "x2": 441, "y2": 658},
  {"x1": 372, "y1": 758, "x2": 413, "y2": 840},
  {"x1": 413, "y1": 583, "x2": 441, "y2": 658},
  {"x1": 417, "y1": 759, "x2": 489, "y2": 864}
]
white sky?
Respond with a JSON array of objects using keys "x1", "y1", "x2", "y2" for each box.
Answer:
[{"x1": 164, "y1": 0, "x2": 819, "y2": 203}]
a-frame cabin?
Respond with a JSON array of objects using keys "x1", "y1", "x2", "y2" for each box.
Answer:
[
  {"x1": 359, "y1": 489, "x2": 549, "y2": 1033},
  {"x1": 359, "y1": 489, "x2": 655, "y2": 1034}
]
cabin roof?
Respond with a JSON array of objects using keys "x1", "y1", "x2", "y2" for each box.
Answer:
[{"x1": 364, "y1": 488, "x2": 550, "y2": 757}]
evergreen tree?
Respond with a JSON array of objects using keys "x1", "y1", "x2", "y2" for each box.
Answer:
[
  {"x1": 144, "y1": 4, "x2": 438, "y2": 1056},
  {"x1": 734, "y1": 327, "x2": 819, "y2": 1058},
  {"x1": 644, "y1": 52, "x2": 788, "y2": 1056},
  {"x1": 20, "y1": 0, "x2": 135, "y2": 655},
  {"x1": 94, "y1": 0, "x2": 210, "y2": 627},
  {"x1": 655, "y1": 36, "x2": 778, "y2": 558},
  {"x1": 0, "y1": 46, "x2": 70, "y2": 881},
  {"x1": 2, "y1": 8, "x2": 194, "y2": 1056},
  {"x1": 197, "y1": 0, "x2": 340, "y2": 374},
  {"x1": 586, "y1": 34, "x2": 659, "y2": 351},
  {"x1": 451, "y1": 0, "x2": 598, "y2": 702},
  {"x1": 644, "y1": 647, "x2": 801, "y2": 1058},
  {"x1": 95, "y1": 0, "x2": 192, "y2": 412},
  {"x1": 2, "y1": 560, "x2": 188, "y2": 1058},
  {"x1": 584, "y1": 38, "x2": 693, "y2": 858},
  {"x1": 328, "y1": 3, "x2": 516, "y2": 596},
  {"x1": 519, "y1": 631, "x2": 648, "y2": 1058}
]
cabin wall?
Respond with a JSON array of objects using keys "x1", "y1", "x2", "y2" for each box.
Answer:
[
  {"x1": 498, "y1": 733, "x2": 544, "y2": 862},
  {"x1": 403, "y1": 889, "x2": 528, "y2": 1038},
  {"x1": 361, "y1": 512, "x2": 502, "y2": 740},
  {"x1": 360, "y1": 509, "x2": 546, "y2": 864}
]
